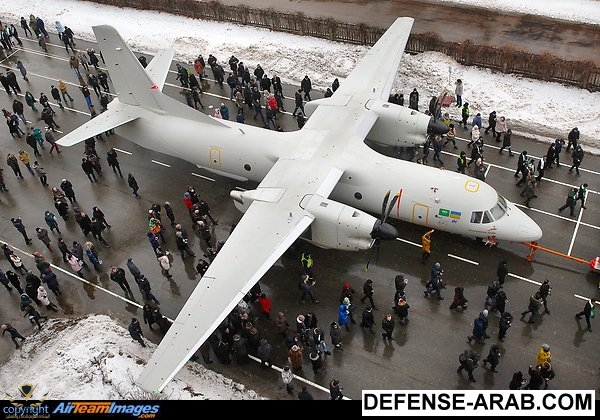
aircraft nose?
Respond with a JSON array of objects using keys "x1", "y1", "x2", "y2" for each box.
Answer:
[
  {"x1": 427, "y1": 117, "x2": 449, "y2": 135},
  {"x1": 506, "y1": 205, "x2": 543, "y2": 242},
  {"x1": 520, "y1": 218, "x2": 543, "y2": 242}
]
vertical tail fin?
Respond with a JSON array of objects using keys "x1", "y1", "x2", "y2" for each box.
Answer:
[
  {"x1": 92, "y1": 25, "x2": 164, "y2": 108},
  {"x1": 91, "y1": 25, "x2": 226, "y2": 126}
]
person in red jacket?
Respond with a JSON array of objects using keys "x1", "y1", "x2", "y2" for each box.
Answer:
[{"x1": 258, "y1": 293, "x2": 271, "y2": 319}]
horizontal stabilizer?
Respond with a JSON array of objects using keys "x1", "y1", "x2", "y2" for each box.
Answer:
[
  {"x1": 145, "y1": 48, "x2": 175, "y2": 91},
  {"x1": 56, "y1": 105, "x2": 139, "y2": 146}
]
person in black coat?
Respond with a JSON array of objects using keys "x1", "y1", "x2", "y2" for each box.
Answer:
[
  {"x1": 297, "y1": 386, "x2": 314, "y2": 400},
  {"x1": 128, "y1": 173, "x2": 140, "y2": 198},
  {"x1": 41, "y1": 268, "x2": 61, "y2": 296},
  {"x1": 106, "y1": 148, "x2": 122, "y2": 177},
  {"x1": 498, "y1": 311, "x2": 513, "y2": 340},
  {"x1": 300, "y1": 75, "x2": 312, "y2": 101},
  {"x1": 110, "y1": 266, "x2": 133, "y2": 297},
  {"x1": 496, "y1": 260, "x2": 509, "y2": 286},
  {"x1": 409, "y1": 88, "x2": 419, "y2": 110},
  {"x1": 128, "y1": 318, "x2": 146, "y2": 347},
  {"x1": 566, "y1": 127, "x2": 579, "y2": 152},
  {"x1": 576, "y1": 299, "x2": 595, "y2": 332},
  {"x1": 457, "y1": 349, "x2": 479, "y2": 382},
  {"x1": 6, "y1": 270, "x2": 24, "y2": 294},
  {"x1": 360, "y1": 305, "x2": 375, "y2": 333},
  {"x1": 60, "y1": 178, "x2": 76, "y2": 203},
  {"x1": 329, "y1": 379, "x2": 343, "y2": 400}
]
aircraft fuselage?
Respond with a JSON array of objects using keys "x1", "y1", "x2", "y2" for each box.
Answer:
[{"x1": 120, "y1": 104, "x2": 541, "y2": 242}]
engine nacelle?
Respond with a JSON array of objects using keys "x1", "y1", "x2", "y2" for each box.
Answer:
[
  {"x1": 300, "y1": 195, "x2": 378, "y2": 251},
  {"x1": 366, "y1": 99, "x2": 436, "y2": 147}
]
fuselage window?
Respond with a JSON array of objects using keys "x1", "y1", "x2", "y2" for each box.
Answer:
[{"x1": 470, "y1": 211, "x2": 483, "y2": 223}]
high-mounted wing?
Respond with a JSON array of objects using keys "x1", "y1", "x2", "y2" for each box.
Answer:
[
  {"x1": 135, "y1": 18, "x2": 411, "y2": 393},
  {"x1": 333, "y1": 17, "x2": 414, "y2": 101},
  {"x1": 136, "y1": 198, "x2": 314, "y2": 392}
]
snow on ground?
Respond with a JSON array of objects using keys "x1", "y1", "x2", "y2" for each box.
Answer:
[
  {"x1": 1, "y1": 1, "x2": 599, "y2": 152},
  {"x1": 0, "y1": 315, "x2": 265, "y2": 400},
  {"x1": 0, "y1": 0, "x2": 599, "y2": 401},
  {"x1": 431, "y1": 0, "x2": 600, "y2": 25}
]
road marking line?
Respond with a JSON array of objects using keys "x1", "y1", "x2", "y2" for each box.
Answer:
[
  {"x1": 574, "y1": 294, "x2": 593, "y2": 301},
  {"x1": 395, "y1": 237, "x2": 420, "y2": 248},
  {"x1": 8, "y1": 243, "x2": 142, "y2": 309},
  {"x1": 448, "y1": 254, "x2": 479, "y2": 265},
  {"x1": 567, "y1": 208, "x2": 584, "y2": 256},
  {"x1": 507, "y1": 272, "x2": 541, "y2": 286},
  {"x1": 114, "y1": 148, "x2": 132, "y2": 155},
  {"x1": 191, "y1": 172, "x2": 215, "y2": 182},
  {"x1": 151, "y1": 160, "x2": 171, "y2": 167}
]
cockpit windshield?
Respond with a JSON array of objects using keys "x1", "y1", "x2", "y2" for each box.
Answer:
[
  {"x1": 470, "y1": 194, "x2": 507, "y2": 224},
  {"x1": 489, "y1": 194, "x2": 507, "y2": 220}
]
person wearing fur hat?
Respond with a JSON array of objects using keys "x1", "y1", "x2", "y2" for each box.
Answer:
[
  {"x1": 288, "y1": 344, "x2": 303, "y2": 371},
  {"x1": 309, "y1": 351, "x2": 322, "y2": 374}
]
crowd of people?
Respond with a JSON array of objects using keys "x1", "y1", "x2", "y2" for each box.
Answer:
[{"x1": 0, "y1": 13, "x2": 596, "y2": 400}]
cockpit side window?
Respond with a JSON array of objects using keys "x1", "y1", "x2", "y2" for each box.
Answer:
[
  {"x1": 470, "y1": 211, "x2": 483, "y2": 223},
  {"x1": 482, "y1": 211, "x2": 493, "y2": 224}
]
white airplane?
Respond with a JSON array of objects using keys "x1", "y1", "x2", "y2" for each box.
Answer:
[{"x1": 58, "y1": 19, "x2": 542, "y2": 393}]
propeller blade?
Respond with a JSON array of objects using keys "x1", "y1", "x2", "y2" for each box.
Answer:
[
  {"x1": 382, "y1": 194, "x2": 399, "y2": 224},
  {"x1": 365, "y1": 241, "x2": 377, "y2": 271},
  {"x1": 380, "y1": 190, "x2": 391, "y2": 221}
]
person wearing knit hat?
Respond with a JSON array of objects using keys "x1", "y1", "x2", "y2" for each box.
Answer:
[
  {"x1": 467, "y1": 310, "x2": 489, "y2": 344},
  {"x1": 536, "y1": 344, "x2": 551, "y2": 366}
]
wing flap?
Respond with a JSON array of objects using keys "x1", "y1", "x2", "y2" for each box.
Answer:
[{"x1": 135, "y1": 203, "x2": 314, "y2": 393}]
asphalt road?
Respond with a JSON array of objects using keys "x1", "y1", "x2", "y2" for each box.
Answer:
[{"x1": 0, "y1": 30, "x2": 598, "y2": 400}]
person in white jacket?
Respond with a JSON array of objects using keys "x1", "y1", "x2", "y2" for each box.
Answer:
[
  {"x1": 157, "y1": 251, "x2": 173, "y2": 279},
  {"x1": 37, "y1": 285, "x2": 58, "y2": 312}
]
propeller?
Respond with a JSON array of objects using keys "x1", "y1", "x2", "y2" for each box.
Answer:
[{"x1": 366, "y1": 190, "x2": 400, "y2": 271}]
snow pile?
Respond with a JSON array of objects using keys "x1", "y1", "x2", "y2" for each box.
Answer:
[{"x1": 0, "y1": 315, "x2": 265, "y2": 400}]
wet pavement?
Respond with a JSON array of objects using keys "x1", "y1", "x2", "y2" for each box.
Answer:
[{"x1": 0, "y1": 30, "x2": 598, "y2": 400}]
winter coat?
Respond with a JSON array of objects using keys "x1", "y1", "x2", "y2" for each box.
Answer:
[
  {"x1": 496, "y1": 118, "x2": 508, "y2": 134},
  {"x1": 37, "y1": 286, "x2": 51, "y2": 306},
  {"x1": 67, "y1": 255, "x2": 83, "y2": 272},
  {"x1": 41, "y1": 269, "x2": 59, "y2": 291},
  {"x1": 126, "y1": 259, "x2": 142, "y2": 279},
  {"x1": 338, "y1": 303, "x2": 350, "y2": 326},
  {"x1": 330, "y1": 322, "x2": 342, "y2": 346}
]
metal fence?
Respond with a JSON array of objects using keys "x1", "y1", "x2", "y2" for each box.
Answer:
[{"x1": 94, "y1": 0, "x2": 600, "y2": 91}]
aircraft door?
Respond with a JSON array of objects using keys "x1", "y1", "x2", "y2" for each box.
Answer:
[
  {"x1": 209, "y1": 147, "x2": 222, "y2": 169},
  {"x1": 412, "y1": 203, "x2": 429, "y2": 226}
]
